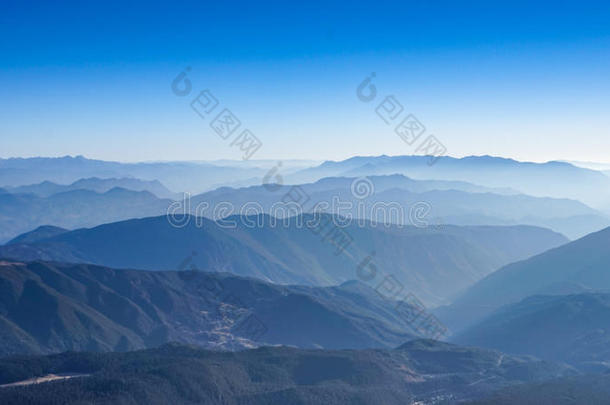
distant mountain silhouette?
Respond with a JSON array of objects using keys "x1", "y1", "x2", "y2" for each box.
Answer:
[
  {"x1": 2, "y1": 170, "x2": 605, "y2": 244},
  {"x1": 0, "y1": 214, "x2": 568, "y2": 306},
  {"x1": 5, "y1": 154, "x2": 610, "y2": 209},
  {"x1": 192, "y1": 174, "x2": 609, "y2": 239},
  {"x1": 0, "y1": 187, "x2": 171, "y2": 243},
  {"x1": 0, "y1": 340, "x2": 576, "y2": 405},
  {"x1": 0, "y1": 155, "x2": 269, "y2": 192},
  {"x1": 6, "y1": 226, "x2": 68, "y2": 245},
  {"x1": 288, "y1": 155, "x2": 610, "y2": 209},
  {"x1": 6, "y1": 177, "x2": 176, "y2": 199}
]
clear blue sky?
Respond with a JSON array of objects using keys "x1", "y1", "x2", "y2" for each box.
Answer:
[{"x1": 1, "y1": 0, "x2": 609, "y2": 162}]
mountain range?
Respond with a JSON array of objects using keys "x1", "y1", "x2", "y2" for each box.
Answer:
[
  {"x1": 0, "y1": 156, "x2": 272, "y2": 193},
  {"x1": 0, "y1": 260, "x2": 424, "y2": 356},
  {"x1": 0, "y1": 215, "x2": 568, "y2": 306},
  {"x1": 5, "y1": 155, "x2": 610, "y2": 210},
  {"x1": 2, "y1": 159, "x2": 608, "y2": 244},
  {"x1": 1, "y1": 172, "x2": 606, "y2": 246},
  {"x1": 191, "y1": 174, "x2": 609, "y2": 239},
  {"x1": 4, "y1": 178, "x2": 176, "y2": 199},
  {"x1": 2, "y1": 154, "x2": 610, "y2": 403},
  {"x1": 0, "y1": 187, "x2": 171, "y2": 243},
  {"x1": 287, "y1": 155, "x2": 610, "y2": 209},
  {"x1": 453, "y1": 293, "x2": 610, "y2": 371},
  {"x1": 437, "y1": 226, "x2": 610, "y2": 332}
]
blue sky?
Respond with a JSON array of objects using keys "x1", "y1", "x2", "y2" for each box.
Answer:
[{"x1": 1, "y1": 0, "x2": 609, "y2": 162}]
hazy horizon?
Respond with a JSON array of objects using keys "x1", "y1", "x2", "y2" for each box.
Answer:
[
  {"x1": 3, "y1": 153, "x2": 610, "y2": 167},
  {"x1": 2, "y1": 1, "x2": 610, "y2": 163}
]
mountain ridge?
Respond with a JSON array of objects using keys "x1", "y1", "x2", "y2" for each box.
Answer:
[
  {"x1": 0, "y1": 260, "x2": 425, "y2": 356},
  {"x1": 438, "y1": 226, "x2": 610, "y2": 332},
  {"x1": 0, "y1": 214, "x2": 569, "y2": 306},
  {"x1": 453, "y1": 292, "x2": 610, "y2": 370}
]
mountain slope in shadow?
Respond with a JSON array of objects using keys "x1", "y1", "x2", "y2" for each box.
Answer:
[
  {"x1": 453, "y1": 293, "x2": 610, "y2": 371},
  {"x1": 438, "y1": 227, "x2": 610, "y2": 332},
  {"x1": 0, "y1": 215, "x2": 568, "y2": 306},
  {"x1": 0, "y1": 260, "x2": 422, "y2": 356}
]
